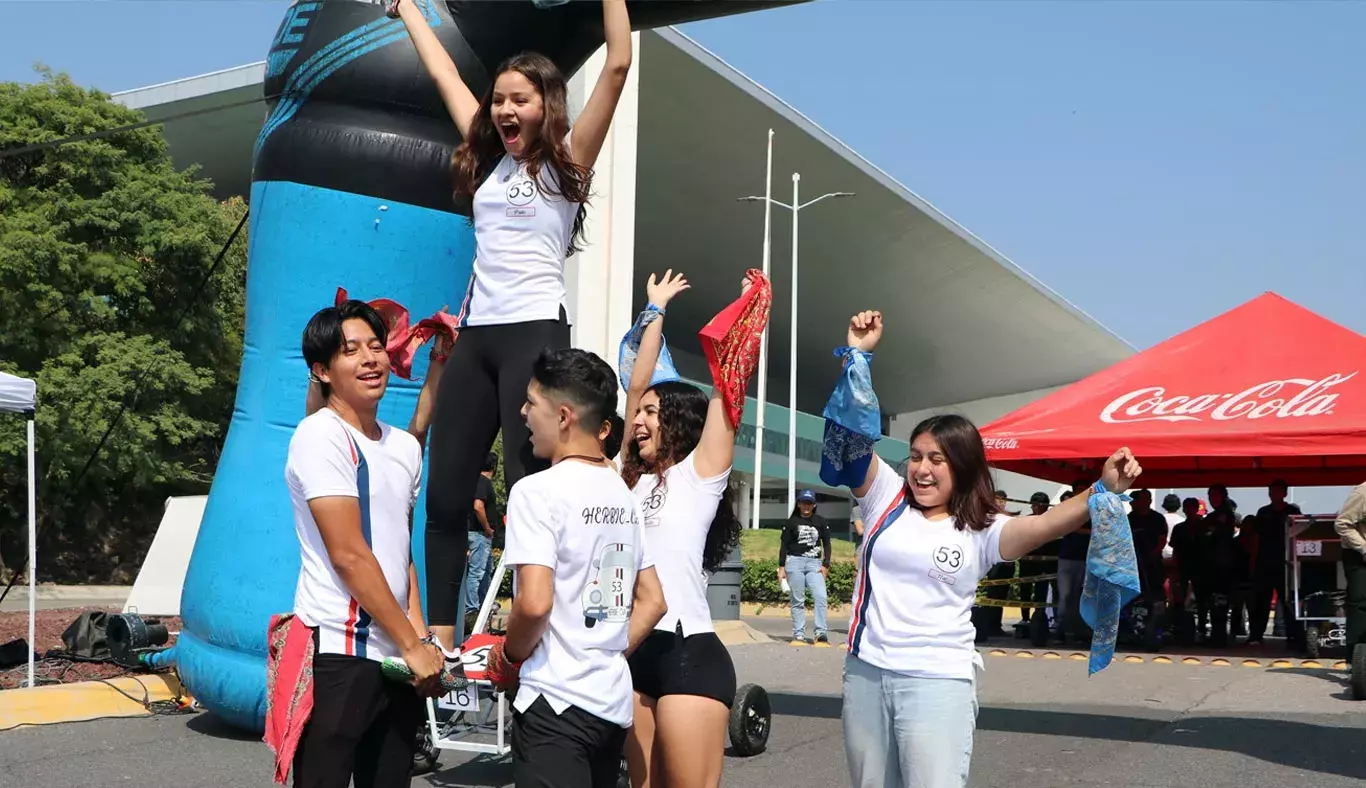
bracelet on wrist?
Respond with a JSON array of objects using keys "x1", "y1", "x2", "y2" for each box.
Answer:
[{"x1": 646, "y1": 302, "x2": 666, "y2": 316}]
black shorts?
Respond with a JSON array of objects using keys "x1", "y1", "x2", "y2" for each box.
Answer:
[
  {"x1": 512, "y1": 695, "x2": 628, "y2": 788},
  {"x1": 628, "y1": 626, "x2": 736, "y2": 707}
]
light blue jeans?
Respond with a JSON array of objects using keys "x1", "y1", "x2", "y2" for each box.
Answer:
[
  {"x1": 842, "y1": 655, "x2": 978, "y2": 788},
  {"x1": 463, "y1": 531, "x2": 493, "y2": 614},
  {"x1": 786, "y1": 556, "x2": 828, "y2": 639}
]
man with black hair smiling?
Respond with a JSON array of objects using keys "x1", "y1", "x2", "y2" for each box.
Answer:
[
  {"x1": 486, "y1": 347, "x2": 667, "y2": 788},
  {"x1": 272, "y1": 299, "x2": 444, "y2": 788}
]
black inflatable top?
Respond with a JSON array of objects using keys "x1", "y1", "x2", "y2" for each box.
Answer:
[{"x1": 255, "y1": 0, "x2": 804, "y2": 211}]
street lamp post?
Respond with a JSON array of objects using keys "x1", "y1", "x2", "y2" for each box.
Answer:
[
  {"x1": 750, "y1": 130, "x2": 775, "y2": 531},
  {"x1": 740, "y1": 177, "x2": 854, "y2": 516}
]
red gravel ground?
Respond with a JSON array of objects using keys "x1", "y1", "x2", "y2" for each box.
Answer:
[{"x1": 0, "y1": 607, "x2": 181, "y2": 690}]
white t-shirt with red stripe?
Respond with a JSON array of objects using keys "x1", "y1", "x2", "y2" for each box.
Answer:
[
  {"x1": 849, "y1": 460, "x2": 1006, "y2": 680},
  {"x1": 502, "y1": 459, "x2": 652, "y2": 728},
  {"x1": 285, "y1": 409, "x2": 422, "y2": 662}
]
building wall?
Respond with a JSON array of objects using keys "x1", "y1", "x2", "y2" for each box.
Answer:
[{"x1": 563, "y1": 33, "x2": 642, "y2": 371}]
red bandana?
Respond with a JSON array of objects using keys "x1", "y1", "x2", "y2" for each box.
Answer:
[{"x1": 698, "y1": 269, "x2": 773, "y2": 429}]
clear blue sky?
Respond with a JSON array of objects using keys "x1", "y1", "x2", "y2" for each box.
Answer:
[{"x1": 4, "y1": 1, "x2": 1363, "y2": 509}]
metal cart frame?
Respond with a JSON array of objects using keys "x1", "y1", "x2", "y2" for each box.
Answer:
[
  {"x1": 424, "y1": 553, "x2": 514, "y2": 759},
  {"x1": 1288, "y1": 514, "x2": 1348, "y2": 657}
]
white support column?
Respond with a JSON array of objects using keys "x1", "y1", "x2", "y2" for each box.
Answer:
[{"x1": 565, "y1": 32, "x2": 641, "y2": 399}]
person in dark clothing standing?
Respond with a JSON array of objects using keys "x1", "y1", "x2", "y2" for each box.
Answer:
[
  {"x1": 1127, "y1": 490, "x2": 1169, "y2": 611},
  {"x1": 1251, "y1": 480, "x2": 1303, "y2": 646},
  {"x1": 1056, "y1": 483, "x2": 1092, "y2": 643},
  {"x1": 462, "y1": 452, "x2": 501, "y2": 635},
  {"x1": 1201, "y1": 491, "x2": 1243, "y2": 648},
  {"x1": 1018, "y1": 492, "x2": 1056, "y2": 628},
  {"x1": 1168, "y1": 497, "x2": 1206, "y2": 639},
  {"x1": 979, "y1": 491, "x2": 1017, "y2": 638},
  {"x1": 778, "y1": 490, "x2": 832, "y2": 644}
]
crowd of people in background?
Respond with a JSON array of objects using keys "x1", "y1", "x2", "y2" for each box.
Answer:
[{"x1": 979, "y1": 480, "x2": 1311, "y2": 651}]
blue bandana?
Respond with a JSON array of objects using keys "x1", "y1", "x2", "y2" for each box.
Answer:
[
  {"x1": 617, "y1": 307, "x2": 680, "y2": 393},
  {"x1": 1080, "y1": 486, "x2": 1142, "y2": 675},
  {"x1": 819, "y1": 347, "x2": 881, "y2": 489}
]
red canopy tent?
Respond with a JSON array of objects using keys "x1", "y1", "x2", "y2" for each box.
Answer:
[{"x1": 980, "y1": 293, "x2": 1366, "y2": 487}]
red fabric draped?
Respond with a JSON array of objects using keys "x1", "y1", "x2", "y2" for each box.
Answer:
[
  {"x1": 263, "y1": 614, "x2": 314, "y2": 785},
  {"x1": 698, "y1": 269, "x2": 773, "y2": 430}
]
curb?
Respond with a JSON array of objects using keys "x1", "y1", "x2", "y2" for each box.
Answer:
[
  {"x1": 0, "y1": 673, "x2": 185, "y2": 730},
  {"x1": 713, "y1": 620, "x2": 773, "y2": 647},
  {"x1": 981, "y1": 648, "x2": 1349, "y2": 670},
  {"x1": 0, "y1": 585, "x2": 134, "y2": 602}
]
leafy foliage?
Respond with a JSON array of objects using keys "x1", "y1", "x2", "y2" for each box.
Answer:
[{"x1": 0, "y1": 68, "x2": 248, "y2": 582}]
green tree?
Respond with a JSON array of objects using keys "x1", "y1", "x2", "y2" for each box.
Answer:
[{"x1": 0, "y1": 67, "x2": 248, "y2": 582}]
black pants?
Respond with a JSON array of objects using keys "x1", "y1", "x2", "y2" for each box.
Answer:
[
  {"x1": 293, "y1": 654, "x2": 423, "y2": 788},
  {"x1": 1250, "y1": 568, "x2": 1302, "y2": 643},
  {"x1": 1344, "y1": 548, "x2": 1366, "y2": 652},
  {"x1": 512, "y1": 695, "x2": 628, "y2": 788},
  {"x1": 425, "y1": 312, "x2": 570, "y2": 626},
  {"x1": 1017, "y1": 560, "x2": 1049, "y2": 621}
]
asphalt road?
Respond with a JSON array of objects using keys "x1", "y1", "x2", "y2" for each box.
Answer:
[{"x1": 5, "y1": 625, "x2": 1365, "y2": 788}]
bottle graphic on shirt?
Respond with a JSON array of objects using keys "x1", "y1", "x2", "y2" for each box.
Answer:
[{"x1": 581, "y1": 542, "x2": 636, "y2": 628}]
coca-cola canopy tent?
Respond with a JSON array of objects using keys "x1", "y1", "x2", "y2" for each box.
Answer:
[{"x1": 980, "y1": 293, "x2": 1366, "y2": 488}]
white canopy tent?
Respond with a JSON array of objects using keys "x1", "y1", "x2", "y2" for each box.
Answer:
[{"x1": 1, "y1": 371, "x2": 37, "y2": 687}]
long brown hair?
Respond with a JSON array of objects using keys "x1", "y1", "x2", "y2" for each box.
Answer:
[
  {"x1": 622, "y1": 382, "x2": 742, "y2": 573},
  {"x1": 450, "y1": 52, "x2": 592, "y2": 255},
  {"x1": 906, "y1": 414, "x2": 1000, "y2": 532}
]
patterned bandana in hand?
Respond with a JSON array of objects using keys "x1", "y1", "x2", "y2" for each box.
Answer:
[
  {"x1": 698, "y1": 269, "x2": 772, "y2": 429},
  {"x1": 1080, "y1": 486, "x2": 1141, "y2": 675},
  {"x1": 617, "y1": 307, "x2": 680, "y2": 393},
  {"x1": 819, "y1": 346, "x2": 881, "y2": 489},
  {"x1": 334, "y1": 287, "x2": 459, "y2": 379}
]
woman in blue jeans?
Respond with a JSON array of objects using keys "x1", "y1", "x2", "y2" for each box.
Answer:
[
  {"x1": 778, "y1": 490, "x2": 832, "y2": 644},
  {"x1": 824, "y1": 310, "x2": 1143, "y2": 788}
]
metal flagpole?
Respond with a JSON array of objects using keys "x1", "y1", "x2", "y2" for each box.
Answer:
[
  {"x1": 751, "y1": 129, "x2": 774, "y2": 530},
  {"x1": 786, "y1": 173, "x2": 800, "y2": 516}
]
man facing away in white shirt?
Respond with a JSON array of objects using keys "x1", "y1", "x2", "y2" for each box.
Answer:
[{"x1": 485, "y1": 347, "x2": 667, "y2": 788}]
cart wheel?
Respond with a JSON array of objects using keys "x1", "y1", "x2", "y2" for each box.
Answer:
[
  {"x1": 728, "y1": 684, "x2": 771, "y2": 757},
  {"x1": 1351, "y1": 644, "x2": 1366, "y2": 701},
  {"x1": 412, "y1": 720, "x2": 439, "y2": 776},
  {"x1": 1028, "y1": 609, "x2": 1049, "y2": 648},
  {"x1": 1305, "y1": 627, "x2": 1321, "y2": 659}
]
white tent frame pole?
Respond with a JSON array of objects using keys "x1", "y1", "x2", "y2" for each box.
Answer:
[{"x1": 27, "y1": 416, "x2": 36, "y2": 688}]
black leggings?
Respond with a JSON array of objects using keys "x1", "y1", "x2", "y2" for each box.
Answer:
[{"x1": 424, "y1": 311, "x2": 570, "y2": 627}]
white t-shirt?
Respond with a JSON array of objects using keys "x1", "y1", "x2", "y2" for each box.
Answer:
[
  {"x1": 849, "y1": 460, "x2": 1006, "y2": 680},
  {"x1": 463, "y1": 145, "x2": 581, "y2": 327},
  {"x1": 503, "y1": 460, "x2": 652, "y2": 728},
  {"x1": 631, "y1": 452, "x2": 731, "y2": 637},
  {"x1": 285, "y1": 409, "x2": 423, "y2": 662}
]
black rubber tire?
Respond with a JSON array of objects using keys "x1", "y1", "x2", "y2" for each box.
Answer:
[
  {"x1": 1029, "y1": 609, "x2": 1049, "y2": 648},
  {"x1": 1305, "y1": 626, "x2": 1321, "y2": 659},
  {"x1": 728, "y1": 683, "x2": 772, "y2": 757},
  {"x1": 1351, "y1": 644, "x2": 1366, "y2": 701},
  {"x1": 412, "y1": 720, "x2": 439, "y2": 776}
]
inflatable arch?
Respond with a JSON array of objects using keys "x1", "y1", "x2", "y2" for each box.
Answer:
[{"x1": 172, "y1": 0, "x2": 796, "y2": 732}]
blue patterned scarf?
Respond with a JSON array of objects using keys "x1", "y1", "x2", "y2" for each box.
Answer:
[
  {"x1": 818, "y1": 347, "x2": 882, "y2": 489},
  {"x1": 1080, "y1": 487, "x2": 1142, "y2": 675},
  {"x1": 617, "y1": 307, "x2": 680, "y2": 393}
]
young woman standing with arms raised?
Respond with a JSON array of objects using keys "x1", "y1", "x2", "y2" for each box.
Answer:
[
  {"x1": 825, "y1": 310, "x2": 1143, "y2": 788},
  {"x1": 391, "y1": 0, "x2": 634, "y2": 650},
  {"x1": 615, "y1": 270, "x2": 765, "y2": 788}
]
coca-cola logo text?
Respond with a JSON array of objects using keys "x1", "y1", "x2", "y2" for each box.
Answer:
[
  {"x1": 1100, "y1": 373, "x2": 1357, "y2": 424},
  {"x1": 981, "y1": 438, "x2": 1019, "y2": 450}
]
